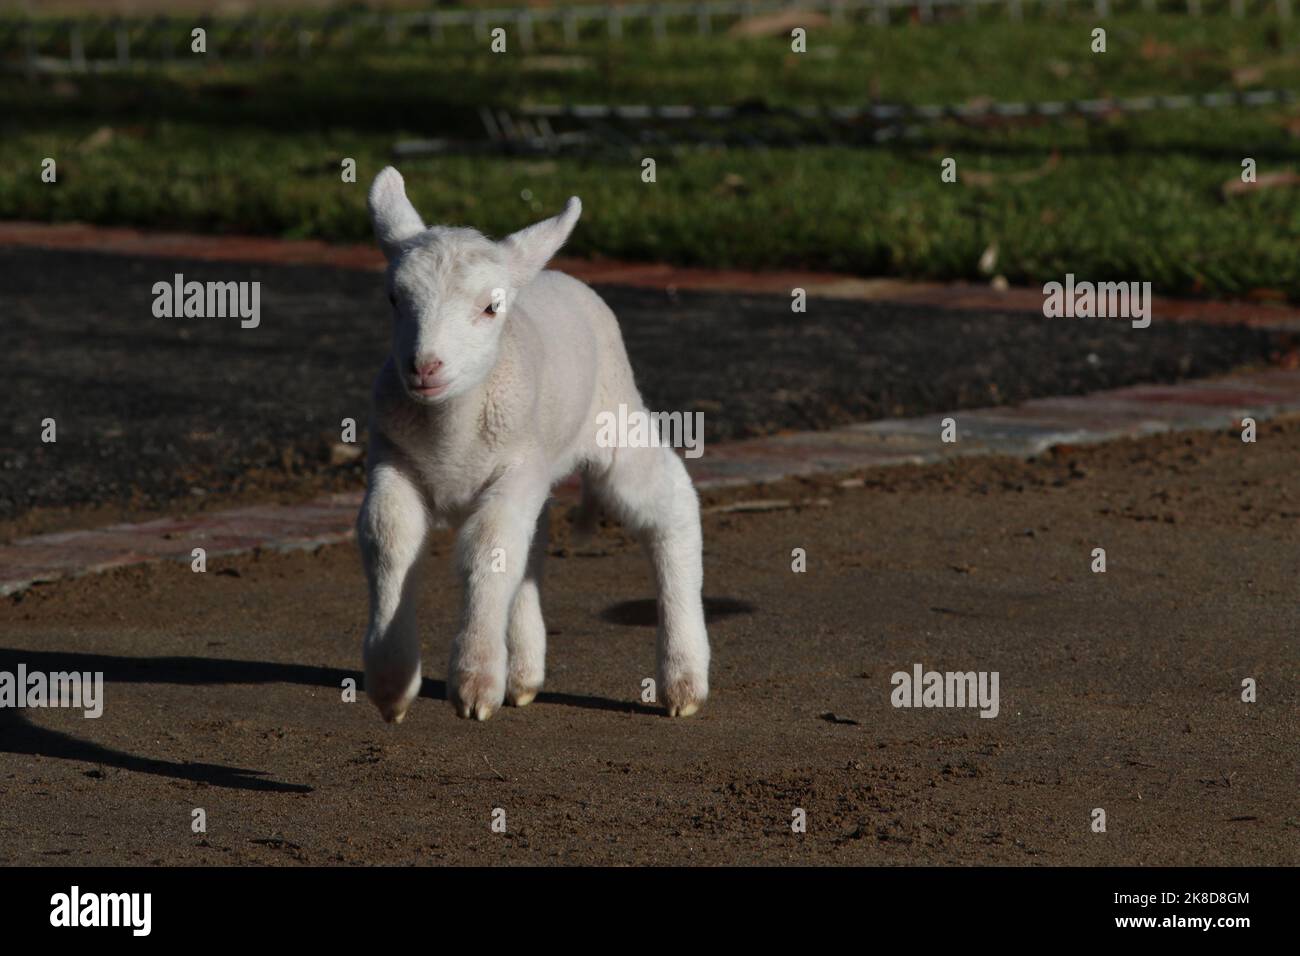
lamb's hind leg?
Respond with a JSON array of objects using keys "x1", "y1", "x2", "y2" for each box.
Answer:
[
  {"x1": 506, "y1": 502, "x2": 549, "y2": 707},
  {"x1": 594, "y1": 444, "x2": 709, "y2": 716},
  {"x1": 358, "y1": 454, "x2": 429, "y2": 724}
]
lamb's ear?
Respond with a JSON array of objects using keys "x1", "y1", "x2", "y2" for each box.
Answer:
[
  {"x1": 368, "y1": 167, "x2": 425, "y2": 258},
  {"x1": 501, "y1": 197, "x2": 581, "y2": 286}
]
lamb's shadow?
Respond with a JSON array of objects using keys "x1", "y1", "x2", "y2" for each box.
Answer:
[
  {"x1": 0, "y1": 644, "x2": 670, "y2": 788},
  {"x1": 0, "y1": 647, "x2": 349, "y2": 794},
  {"x1": 417, "y1": 677, "x2": 658, "y2": 715},
  {"x1": 599, "y1": 596, "x2": 757, "y2": 628},
  {"x1": 0, "y1": 707, "x2": 312, "y2": 795}
]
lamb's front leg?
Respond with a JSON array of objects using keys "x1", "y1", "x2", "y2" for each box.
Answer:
[
  {"x1": 449, "y1": 474, "x2": 549, "y2": 721},
  {"x1": 358, "y1": 455, "x2": 430, "y2": 724}
]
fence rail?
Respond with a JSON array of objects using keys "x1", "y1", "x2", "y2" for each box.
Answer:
[
  {"x1": 521, "y1": 88, "x2": 1300, "y2": 121},
  {"x1": 2, "y1": 0, "x2": 1296, "y2": 70},
  {"x1": 383, "y1": 87, "x2": 1300, "y2": 155}
]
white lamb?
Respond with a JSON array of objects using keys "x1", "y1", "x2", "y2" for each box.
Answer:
[{"x1": 358, "y1": 167, "x2": 710, "y2": 723}]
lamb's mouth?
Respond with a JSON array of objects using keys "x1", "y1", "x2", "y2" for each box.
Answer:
[{"x1": 407, "y1": 380, "x2": 451, "y2": 401}]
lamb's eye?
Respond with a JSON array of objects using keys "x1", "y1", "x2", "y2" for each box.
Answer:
[{"x1": 482, "y1": 303, "x2": 497, "y2": 317}]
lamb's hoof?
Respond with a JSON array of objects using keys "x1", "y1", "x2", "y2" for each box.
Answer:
[
  {"x1": 381, "y1": 701, "x2": 411, "y2": 724},
  {"x1": 450, "y1": 671, "x2": 505, "y2": 721},
  {"x1": 662, "y1": 674, "x2": 708, "y2": 718},
  {"x1": 368, "y1": 670, "x2": 422, "y2": 725},
  {"x1": 506, "y1": 669, "x2": 543, "y2": 707},
  {"x1": 506, "y1": 686, "x2": 540, "y2": 708}
]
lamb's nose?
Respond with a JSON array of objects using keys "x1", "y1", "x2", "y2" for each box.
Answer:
[{"x1": 413, "y1": 357, "x2": 443, "y2": 379}]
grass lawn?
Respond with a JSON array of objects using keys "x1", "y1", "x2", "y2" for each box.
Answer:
[{"x1": 2, "y1": 12, "x2": 1298, "y2": 297}]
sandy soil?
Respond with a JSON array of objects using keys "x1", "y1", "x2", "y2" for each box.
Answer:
[{"x1": 0, "y1": 421, "x2": 1295, "y2": 865}]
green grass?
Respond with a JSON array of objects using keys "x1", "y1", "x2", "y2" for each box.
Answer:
[{"x1": 3, "y1": 13, "x2": 1299, "y2": 298}]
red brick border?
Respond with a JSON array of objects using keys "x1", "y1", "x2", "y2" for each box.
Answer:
[{"x1": 3, "y1": 220, "x2": 1298, "y2": 328}]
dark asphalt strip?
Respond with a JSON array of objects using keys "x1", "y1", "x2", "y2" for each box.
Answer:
[{"x1": 0, "y1": 246, "x2": 1283, "y2": 520}]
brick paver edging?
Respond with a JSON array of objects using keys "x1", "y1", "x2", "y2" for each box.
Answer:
[{"x1": 3, "y1": 366, "x2": 1297, "y2": 596}]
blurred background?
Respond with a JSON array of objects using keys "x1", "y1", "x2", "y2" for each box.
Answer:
[{"x1": 2, "y1": 0, "x2": 1298, "y2": 299}]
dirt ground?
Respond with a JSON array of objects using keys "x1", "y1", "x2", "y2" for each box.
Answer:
[{"x1": 0, "y1": 421, "x2": 1296, "y2": 866}]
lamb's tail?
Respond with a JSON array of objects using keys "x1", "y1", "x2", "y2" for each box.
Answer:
[{"x1": 568, "y1": 473, "x2": 601, "y2": 542}]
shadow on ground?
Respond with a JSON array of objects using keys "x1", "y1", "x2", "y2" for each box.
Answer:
[{"x1": 0, "y1": 596, "x2": 755, "y2": 789}]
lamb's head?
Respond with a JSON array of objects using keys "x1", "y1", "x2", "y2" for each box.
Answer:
[{"x1": 368, "y1": 166, "x2": 582, "y2": 404}]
